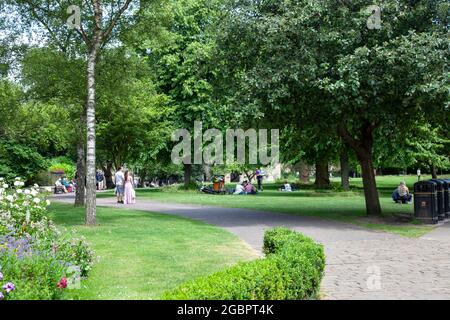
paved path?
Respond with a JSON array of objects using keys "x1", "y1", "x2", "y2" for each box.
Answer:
[{"x1": 54, "y1": 194, "x2": 450, "y2": 300}]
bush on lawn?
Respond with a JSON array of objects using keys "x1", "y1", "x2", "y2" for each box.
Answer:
[
  {"x1": 161, "y1": 227, "x2": 325, "y2": 300},
  {"x1": 0, "y1": 177, "x2": 94, "y2": 300}
]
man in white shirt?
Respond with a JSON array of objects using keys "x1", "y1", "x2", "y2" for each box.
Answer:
[{"x1": 115, "y1": 166, "x2": 125, "y2": 204}]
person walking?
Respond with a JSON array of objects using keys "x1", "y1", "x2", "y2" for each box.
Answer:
[
  {"x1": 96, "y1": 170, "x2": 105, "y2": 190},
  {"x1": 256, "y1": 167, "x2": 264, "y2": 191},
  {"x1": 124, "y1": 170, "x2": 136, "y2": 204},
  {"x1": 115, "y1": 166, "x2": 125, "y2": 204}
]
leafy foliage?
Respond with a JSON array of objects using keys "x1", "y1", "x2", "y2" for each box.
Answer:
[
  {"x1": 0, "y1": 178, "x2": 94, "y2": 300},
  {"x1": 162, "y1": 227, "x2": 324, "y2": 300}
]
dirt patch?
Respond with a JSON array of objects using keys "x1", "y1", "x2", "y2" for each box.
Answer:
[{"x1": 356, "y1": 214, "x2": 414, "y2": 225}]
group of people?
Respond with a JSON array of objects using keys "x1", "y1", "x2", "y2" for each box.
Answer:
[
  {"x1": 114, "y1": 166, "x2": 136, "y2": 204},
  {"x1": 54, "y1": 176, "x2": 76, "y2": 193},
  {"x1": 233, "y1": 180, "x2": 257, "y2": 195}
]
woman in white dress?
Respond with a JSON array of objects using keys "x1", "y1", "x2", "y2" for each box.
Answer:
[{"x1": 123, "y1": 170, "x2": 136, "y2": 204}]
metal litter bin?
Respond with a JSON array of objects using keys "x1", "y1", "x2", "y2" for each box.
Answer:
[
  {"x1": 441, "y1": 179, "x2": 450, "y2": 218},
  {"x1": 414, "y1": 180, "x2": 438, "y2": 224},
  {"x1": 430, "y1": 179, "x2": 445, "y2": 220}
]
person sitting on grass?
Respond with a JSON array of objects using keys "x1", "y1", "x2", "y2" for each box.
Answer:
[
  {"x1": 392, "y1": 181, "x2": 412, "y2": 204},
  {"x1": 233, "y1": 182, "x2": 245, "y2": 195},
  {"x1": 243, "y1": 181, "x2": 257, "y2": 195},
  {"x1": 280, "y1": 181, "x2": 292, "y2": 192}
]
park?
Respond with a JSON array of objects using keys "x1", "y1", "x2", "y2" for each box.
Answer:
[{"x1": 0, "y1": 0, "x2": 449, "y2": 302}]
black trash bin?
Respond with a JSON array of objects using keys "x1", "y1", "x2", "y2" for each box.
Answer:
[
  {"x1": 442, "y1": 179, "x2": 450, "y2": 218},
  {"x1": 414, "y1": 180, "x2": 438, "y2": 224},
  {"x1": 430, "y1": 179, "x2": 446, "y2": 220}
]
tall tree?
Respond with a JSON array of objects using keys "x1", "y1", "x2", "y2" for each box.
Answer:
[
  {"x1": 216, "y1": 0, "x2": 449, "y2": 215},
  {"x1": 7, "y1": 0, "x2": 148, "y2": 224},
  {"x1": 133, "y1": 0, "x2": 230, "y2": 187}
]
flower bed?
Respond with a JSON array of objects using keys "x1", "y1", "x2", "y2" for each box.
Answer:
[{"x1": 0, "y1": 177, "x2": 94, "y2": 300}]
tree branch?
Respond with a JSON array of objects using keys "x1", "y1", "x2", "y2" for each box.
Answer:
[
  {"x1": 75, "y1": 24, "x2": 91, "y2": 48},
  {"x1": 22, "y1": 0, "x2": 67, "y2": 52},
  {"x1": 102, "y1": 0, "x2": 133, "y2": 44},
  {"x1": 338, "y1": 124, "x2": 360, "y2": 152}
]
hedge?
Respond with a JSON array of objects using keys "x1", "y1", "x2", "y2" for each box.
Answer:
[{"x1": 161, "y1": 227, "x2": 325, "y2": 300}]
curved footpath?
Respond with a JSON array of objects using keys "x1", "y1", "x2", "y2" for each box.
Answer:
[{"x1": 54, "y1": 194, "x2": 450, "y2": 300}]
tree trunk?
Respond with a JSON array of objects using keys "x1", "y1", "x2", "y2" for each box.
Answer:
[
  {"x1": 358, "y1": 154, "x2": 381, "y2": 215},
  {"x1": 203, "y1": 163, "x2": 211, "y2": 182},
  {"x1": 338, "y1": 124, "x2": 381, "y2": 215},
  {"x1": 314, "y1": 161, "x2": 330, "y2": 187},
  {"x1": 85, "y1": 11, "x2": 102, "y2": 225},
  {"x1": 85, "y1": 51, "x2": 97, "y2": 225},
  {"x1": 139, "y1": 170, "x2": 146, "y2": 187},
  {"x1": 430, "y1": 165, "x2": 438, "y2": 179},
  {"x1": 103, "y1": 163, "x2": 114, "y2": 189},
  {"x1": 340, "y1": 148, "x2": 350, "y2": 191},
  {"x1": 184, "y1": 163, "x2": 192, "y2": 188},
  {"x1": 74, "y1": 140, "x2": 86, "y2": 207}
]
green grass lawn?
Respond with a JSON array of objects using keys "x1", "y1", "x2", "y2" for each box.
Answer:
[
  {"x1": 99, "y1": 175, "x2": 447, "y2": 238},
  {"x1": 48, "y1": 203, "x2": 257, "y2": 300}
]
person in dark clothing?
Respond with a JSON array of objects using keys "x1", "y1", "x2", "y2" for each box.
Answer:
[{"x1": 255, "y1": 168, "x2": 264, "y2": 191}]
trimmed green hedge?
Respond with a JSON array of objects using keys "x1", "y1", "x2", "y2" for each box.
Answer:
[{"x1": 161, "y1": 227, "x2": 325, "y2": 300}]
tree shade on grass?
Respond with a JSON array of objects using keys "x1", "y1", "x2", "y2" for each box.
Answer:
[
  {"x1": 47, "y1": 203, "x2": 257, "y2": 300},
  {"x1": 98, "y1": 176, "x2": 444, "y2": 238}
]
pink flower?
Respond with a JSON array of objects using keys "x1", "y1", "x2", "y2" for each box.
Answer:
[
  {"x1": 57, "y1": 278, "x2": 67, "y2": 289},
  {"x1": 2, "y1": 282, "x2": 15, "y2": 293}
]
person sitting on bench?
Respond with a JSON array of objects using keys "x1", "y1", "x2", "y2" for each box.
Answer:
[
  {"x1": 54, "y1": 178, "x2": 67, "y2": 194},
  {"x1": 392, "y1": 181, "x2": 412, "y2": 204}
]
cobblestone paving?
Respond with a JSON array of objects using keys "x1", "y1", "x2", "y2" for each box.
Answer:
[
  {"x1": 54, "y1": 194, "x2": 450, "y2": 300},
  {"x1": 322, "y1": 238, "x2": 450, "y2": 299}
]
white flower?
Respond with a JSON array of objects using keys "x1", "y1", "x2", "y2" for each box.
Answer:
[
  {"x1": 2, "y1": 184, "x2": 8, "y2": 189},
  {"x1": 33, "y1": 198, "x2": 41, "y2": 204},
  {"x1": 46, "y1": 199, "x2": 51, "y2": 206},
  {"x1": 24, "y1": 189, "x2": 31, "y2": 195},
  {"x1": 14, "y1": 181, "x2": 21, "y2": 186},
  {"x1": 6, "y1": 195, "x2": 14, "y2": 202},
  {"x1": 31, "y1": 190, "x2": 38, "y2": 197},
  {"x1": 33, "y1": 183, "x2": 39, "y2": 188},
  {"x1": 16, "y1": 189, "x2": 23, "y2": 194}
]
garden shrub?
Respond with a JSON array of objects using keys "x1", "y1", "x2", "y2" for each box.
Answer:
[
  {"x1": 162, "y1": 227, "x2": 325, "y2": 300},
  {"x1": 48, "y1": 157, "x2": 76, "y2": 180},
  {"x1": 162, "y1": 259, "x2": 286, "y2": 300},
  {"x1": 263, "y1": 227, "x2": 314, "y2": 255},
  {"x1": 0, "y1": 177, "x2": 94, "y2": 300},
  {"x1": 0, "y1": 250, "x2": 67, "y2": 300}
]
